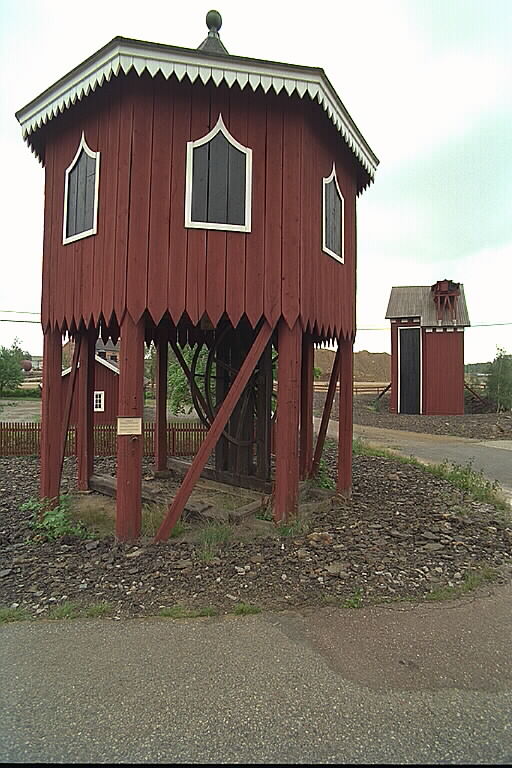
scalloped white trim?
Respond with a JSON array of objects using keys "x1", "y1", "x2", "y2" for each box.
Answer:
[{"x1": 17, "y1": 39, "x2": 378, "y2": 179}]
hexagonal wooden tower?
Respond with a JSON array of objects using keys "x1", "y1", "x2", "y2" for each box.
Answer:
[{"x1": 17, "y1": 13, "x2": 378, "y2": 539}]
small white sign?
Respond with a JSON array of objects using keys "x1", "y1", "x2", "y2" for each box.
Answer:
[{"x1": 117, "y1": 417, "x2": 142, "y2": 436}]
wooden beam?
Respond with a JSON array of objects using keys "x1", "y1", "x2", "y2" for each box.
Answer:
[
  {"x1": 155, "y1": 321, "x2": 274, "y2": 541},
  {"x1": 58, "y1": 335, "x2": 81, "y2": 489},
  {"x1": 299, "y1": 332, "x2": 314, "y2": 480},
  {"x1": 155, "y1": 328, "x2": 169, "y2": 472},
  {"x1": 40, "y1": 327, "x2": 62, "y2": 504},
  {"x1": 116, "y1": 313, "x2": 145, "y2": 540},
  {"x1": 337, "y1": 337, "x2": 353, "y2": 496},
  {"x1": 77, "y1": 328, "x2": 95, "y2": 491},
  {"x1": 274, "y1": 320, "x2": 301, "y2": 523},
  {"x1": 310, "y1": 345, "x2": 341, "y2": 478}
]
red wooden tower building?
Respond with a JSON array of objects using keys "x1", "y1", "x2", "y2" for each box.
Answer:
[{"x1": 17, "y1": 11, "x2": 378, "y2": 539}]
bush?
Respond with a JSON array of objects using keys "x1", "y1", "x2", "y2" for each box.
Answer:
[
  {"x1": 23, "y1": 496, "x2": 91, "y2": 541},
  {"x1": 486, "y1": 347, "x2": 512, "y2": 411}
]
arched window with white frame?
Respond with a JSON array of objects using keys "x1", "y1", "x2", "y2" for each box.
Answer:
[
  {"x1": 322, "y1": 163, "x2": 344, "y2": 263},
  {"x1": 185, "y1": 114, "x2": 252, "y2": 232},
  {"x1": 63, "y1": 132, "x2": 100, "y2": 244}
]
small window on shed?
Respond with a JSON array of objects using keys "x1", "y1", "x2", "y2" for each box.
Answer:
[
  {"x1": 185, "y1": 114, "x2": 252, "y2": 233},
  {"x1": 93, "y1": 391, "x2": 105, "y2": 412},
  {"x1": 322, "y1": 163, "x2": 344, "y2": 263},
  {"x1": 63, "y1": 132, "x2": 100, "y2": 245}
]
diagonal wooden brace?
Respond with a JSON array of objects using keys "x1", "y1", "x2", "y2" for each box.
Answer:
[
  {"x1": 58, "y1": 335, "x2": 81, "y2": 490},
  {"x1": 155, "y1": 321, "x2": 274, "y2": 541},
  {"x1": 310, "y1": 344, "x2": 341, "y2": 478},
  {"x1": 168, "y1": 337, "x2": 210, "y2": 423}
]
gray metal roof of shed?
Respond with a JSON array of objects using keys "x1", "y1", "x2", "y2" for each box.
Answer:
[{"x1": 385, "y1": 285, "x2": 471, "y2": 327}]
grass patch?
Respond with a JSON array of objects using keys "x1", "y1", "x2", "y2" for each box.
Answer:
[
  {"x1": 198, "y1": 523, "x2": 232, "y2": 562},
  {"x1": 159, "y1": 604, "x2": 218, "y2": 619},
  {"x1": 233, "y1": 602, "x2": 261, "y2": 615},
  {"x1": 424, "y1": 461, "x2": 509, "y2": 512},
  {"x1": 0, "y1": 606, "x2": 29, "y2": 623},
  {"x1": 83, "y1": 601, "x2": 112, "y2": 618},
  {"x1": 24, "y1": 496, "x2": 91, "y2": 541},
  {"x1": 426, "y1": 566, "x2": 499, "y2": 602},
  {"x1": 276, "y1": 518, "x2": 309, "y2": 537},
  {"x1": 48, "y1": 601, "x2": 80, "y2": 620},
  {"x1": 311, "y1": 457, "x2": 335, "y2": 490},
  {"x1": 343, "y1": 588, "x2": 363, "y2": 609}
]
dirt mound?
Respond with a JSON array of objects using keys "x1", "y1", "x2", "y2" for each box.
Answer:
[{"x1": 314, "y1": 349, "x2": 390, "y2": 382}]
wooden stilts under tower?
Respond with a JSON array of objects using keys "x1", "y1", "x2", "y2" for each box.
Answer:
[
  {"x1": 40, "y1": 327, "x2": 62, "y2": 503},
  {"x1": 155, "y1": 327, "x2": 168, "y2": 472},
  {"x1": 77, "y1": 327, "x2": 96, "y2": 491},
  {"x1": 116, "y1": 313, "x2": 145, "y2": 540},
  {"x1": 274, "y1": 319, "x2": 301, "y2": 522},
  {"x1": 337, "y1": 337, "x2": 353, "y2": 496},
  {"x1": 299, "y1": 332, "x2": 314, "y2": 480}
]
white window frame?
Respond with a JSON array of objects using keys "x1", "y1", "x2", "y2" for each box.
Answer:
[
  {"x1": 184, "y1": 113, "x2": 252, "y2": 233},
  {"x1": 322, "y1": 162, "x2": 345, "y2": 264},
  {"x1": 63, "y1": 131, "x2": 101, "y2": 245},
  {"x1": 93, "y1": 390, "x2": 105, "y2": 413}
]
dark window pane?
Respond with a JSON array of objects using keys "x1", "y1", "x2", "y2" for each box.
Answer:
[
  {"x1": 227, "y1": 144, "x2": 246, "y2": 226},
  {"x1": 191, "y1": 143, "x2": 209, "y2": 223},
  {"x1": 66, "y1": 146, "x2": 97, "y2": 239},
  {"x1": 207, "y1": 132, "x2": 229, "y2": 224},
  {"x1": 325, "y1": 178, "x2": 342, "y2": 257},
  {"x1": 66, "y1": 163, "x2": 79, "y2": 237}
]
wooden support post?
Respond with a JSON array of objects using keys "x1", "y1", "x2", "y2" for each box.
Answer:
[
  {"x1": 40, "y1": 326, "x2": 62, "y2": 504},
  {"x1": 155, "y1": 321, "x2": 274, "y2": 541},
  {"x1": 255, "y1": 340, "x2": 272, "y2": 480},
  {"x1": 116, "y1": 313, "x2": 145, "y2": 540},
  {"x1": 299, "y1": 332, "x2": 314, "y2": 480},
  {"x1": 58, "y1": 336, "x2": 81, "y2": 488},
  {"x1": 337, "y1": 337, "x2": 353, "y2": 497},
  {"x1": 155, "y1": 328, "x2": 168, "y2": 472},
  {"x1": 77, "y1": 328, "x2": 95, "y2": 491},
  {"x1": 274, "y1": 320, "x2": 301, "y2": 523},
  {"x1": 311, "y1": 346, "x2": 341, "y2": 478}
]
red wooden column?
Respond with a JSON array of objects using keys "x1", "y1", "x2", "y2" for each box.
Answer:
[
  {"x1": 116, "y1": 313, "x2": 145, "y2": 540},
  {"x1": 299, "y1": 332, "x2": 314, "y2": 480},
  {"x1": 274, "y1": 319, "x2": 301, "y2": 522},
  {"x1": 337, "y1": 336, "x2": 353, "y2": 497},
  {"x1": 155, "y1": 328, "x2": 168, "y2": 472},
  {"x1": 40, "y1": 327, "x2": 62, "y2": 503},
  {"x1": 77, "y1": 328, "x2": 95, "y2": 491}
]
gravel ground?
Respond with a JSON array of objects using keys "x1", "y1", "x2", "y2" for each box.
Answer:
[
  {"x1": 1, "y1": 449, "x2": 510, "y2": 619},
  {"x1": 314, "y1": 392, "x2": 512, "y2": 440}
]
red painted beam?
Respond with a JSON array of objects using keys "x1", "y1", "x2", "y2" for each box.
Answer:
[
  {"x1": 337, "y1": 337, "x2": 353, "y2": 496},
  {"x1": 77, "y1": 328, "x2": 95, "y2": 491},
  {"x1": 59, "y1": 335, "x2": 81, "y2": 488},
  {"x1": 40, "y1": 327, "x2": 63, "y2": 505},
  {"x1": 274, "y1": 320, "x2": 301, "y2": 522},
  {"x1": 310, "y1": 345, "x2": 341, "y2": 478},
  {"x1": 116, "y1": 313, "x2": 145, "y2": 540},
  {"x1": 299, "y1": 332, "x2": 314, "y2": 480},
  {"x1": 155, "y1": 328, "x2": 168, "y2": 472},
  {"x1": 155, "y1": 321, "x2": 274, "y2": 541}
]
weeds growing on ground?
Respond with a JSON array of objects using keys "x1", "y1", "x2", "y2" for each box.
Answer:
[
  {"x1": 233, "y1": 602, "x2": 261, "y2": 615},
  {"x1": 426, "y1": 565, "x2": 498, "y2": 601},
  {"x1": 24, "y1": 496, "x2": 91, "y2": 541},
  {"x1": 0, "y1": 606, "x2": 29, "y2": 623},
  {"x1": 198, "y1": 523, "x2": 232, "y2": 561}
]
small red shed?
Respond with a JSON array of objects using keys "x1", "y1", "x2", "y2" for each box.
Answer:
[
  {"x1": 385, "y1": 280, "x2": 471, "y2": 415},
  {"x1": 62, "y1": 355, "x2": 119, "y2": 425}
]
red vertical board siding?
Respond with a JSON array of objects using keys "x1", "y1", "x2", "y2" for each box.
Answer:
[
  {"x1": 245, "y1": 90, "x2": 266, "y2": 328},
  {"x1": 264, "y1": 100, "x2": 283, "y2": 327},
  {"x1": 225, "y1": 86, "x2": 248, "y2": 328},
  {"x1": 168, "y1": 79, "x2": 191, "y2": 324},
  {"x1": 127, "y1": 78, "x2": 154, "y2": 323},
  {"x1": 299, "y1": 111, "x2": 313, "y2": 331},
  {"x1": 423, "y1": 330, "x2": 464, "y2": 415},
  {"x1": 114, "y1": 76, "x2": 135, "y2": 324},
  {"x1": 281, "y1": 99, "x2": 302, "y2": 329},
  {"x1": 101, "y1": 83, "x2": 121, "y2": 327},
  {"x1": 41, "y1": 140, "x2": 55, "y2": 330},
  {"x1": 148, "y1": 76, "x2": 173, "y2": 326},
  {"x1": 205, "y1": 84, "x2": 230, "y2": 326},
  {"x1": 186, "y1": 85, "x2": 210, "y2": 326}
]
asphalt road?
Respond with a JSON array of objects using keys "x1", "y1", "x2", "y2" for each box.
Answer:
[{"x1": 1, "y1": 585, "x2": 511, "y2": 764}]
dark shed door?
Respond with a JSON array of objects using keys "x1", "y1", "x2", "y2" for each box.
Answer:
[{"x1": 399, "y1": 327, "x2": 421, "y2": 414}]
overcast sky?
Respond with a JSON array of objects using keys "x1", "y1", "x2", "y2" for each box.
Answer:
[{"x1": 0, "y1": 0, "x2": 510, "y2": 362}]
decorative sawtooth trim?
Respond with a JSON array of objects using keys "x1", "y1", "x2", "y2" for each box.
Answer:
[{"x1": 16, "y1": 38, "x2": 379, "y2": 177}]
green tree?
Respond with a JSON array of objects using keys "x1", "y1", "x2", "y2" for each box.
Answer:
[
  {"x1": 0, "y1": 339, "x2": 29, "y2": 395},
  {"x1": 486, "y1": 347, "x2": 512, "y2": 412},
  {"x1": 167, "y1": 346, "x2": 208, "y2": 415}
]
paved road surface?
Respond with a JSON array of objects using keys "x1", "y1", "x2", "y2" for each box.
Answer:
[{"x1": 1, "y1": 585, "x2": 511, "y2": 763}]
